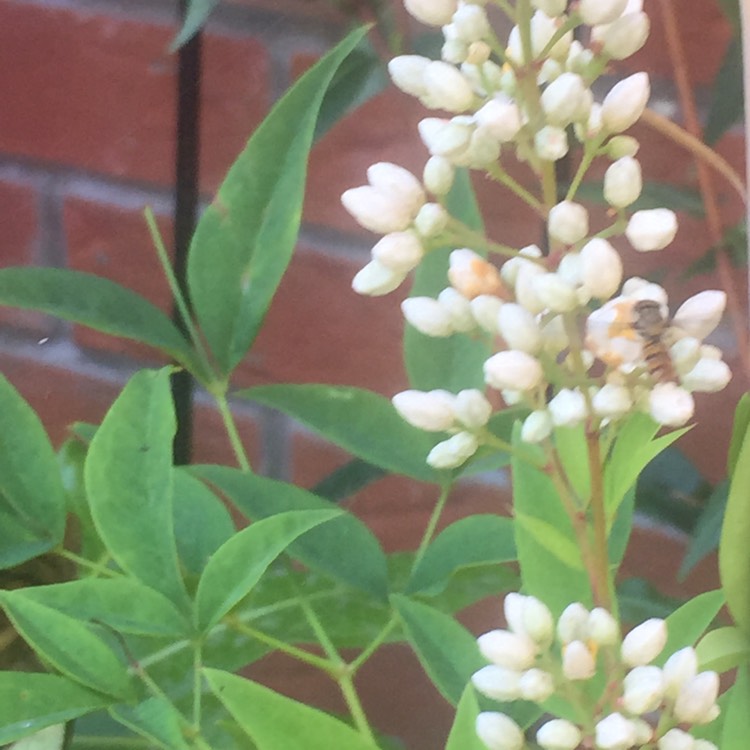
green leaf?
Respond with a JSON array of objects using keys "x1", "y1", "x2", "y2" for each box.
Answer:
[
  {"x1": 170, "y1": 0, "x2": 217, "y2": 50},
  {"x1": 721, "y1": 666, "x2": 750, "y2": 750},
  {"x1": 445, "y1": 686, "x2": 485, "y2": 750},
  {"x1": 9, "y1": 724, "x2": 65, "y2": 750},
  {"x1": 0, "y1": 672, "x2": 109, "y2": 745},
  {"x1": 696, "y1": 626, "x2": 750, "y2": 673},
  {"x1": 187, "y1": 27, "x2": 368, "y2": 375},
  {"x1": 1, "y1": 593, "x2": 133, "y2": 700},
  {"x1": 407, "y1": 515, "x2": 516, "y2": 594},
  {"x1": 720, "y1": 409, "x2": 750, "y2": 640},
  {"x1": 16, "y1": 579, "x2": 190, "y2": 638},
  {"x1": 85, "y1": 369, "x2": 188, "y2": 607},
  {"x1": 704, "y1": 38, "x2": 744, "y2": 144},
  {"x1": 554, "y1": 424, "x2": 590, "y2": 504},
  {"x1": 0, "y1": 269, "x2": 200, "y2": 376},
  {"x1": 0, "y1": 373, "x2": 66, "y2": 554},
  {"x1": 193, "y1": 465, "x2": 389, "y2": 598},
  {"x1": 679, "y1": 481, "x2": 727, "y2": 579},
  {"x1": 0, "y1": 506, "x2": 58, "y2": 569},
  {"x1": 617, "y1": 578, "x2": 681, "y2": 622},
  {"x1": 110, "y1": 697, "x2": 191, "y2": 750},
  {"x1": 309, "y1": 458, "x2": 387, "y2": 502},
  {"x1": 717, "y1": 0, "x2": 740, "y2": 30},
  {"x1": 727, "y1": 393, "x2": 750, "y2": 478},
  {"x1": 195, "y1": 508, "x2": 340, "y2": 630},
  {"x1": 574, "y1": 181, "x2": 704, "y2": 216},
  {"x1": 391, "y1": 594, "x2": 485, "y2": 705},
  {"x1": 238, "y1": 385, "x2": 438, "y2": 482},
  {"x1": 204, "y1": 669, "x2": 379, "y2": 750}
]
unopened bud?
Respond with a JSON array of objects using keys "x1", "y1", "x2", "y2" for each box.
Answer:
[
  {"x1": 533, "y1": 273, "x2": 579, "y2": 312},
  {"x1": 404, "y1": 0, "x2": 457, "y2": 26},
  {"x1": 602, "y1": 72, "x2": 650, "y2": 133},
  {"x1": 414, "y1": 203, "x2": 449, "y2": 237},
  {"x1": 658, "y1": 728, "x2": 695, "y2": 750},
  {"x1": 595, "y1": 713, "x2": 637, "y2": 750},
  {"x1": 602, "y1": 12, "x2": 650, "y2": 60},
  {"x1": 442, "y1": 38, "x2": 469, "y2": 64},
  {"x1": 504, "y1": 593, "x2": 554, "y2": 646},
  {"x1": 367, "y1": 162, "x2": 425, "y2": 208},
  {"x1": 498, "y1": 303, "x2": 542, "y2": 354},
  {"x1": 455, "y1": 389, "x2": 492, "y2": 428},
  {"x1": 535, "y1": 125, "x2": 569, "y2": 160},
  {"x1": 532, "y1": 0, "x2": 567, "y2": 16},
  {"x1": 466, "y1": 41, "x2": 491, "y2": 65},
  {"x1": 388, "y1": 55, "x2": 430, "y2": 98},
  {"x1": 352, "y1": 260, "x2": 406, "y2": 296},
  {"x1": 649, "y1": 383, "x2": 695, "y2": 427},
  {"x1": 623, "y1": 665, "x2": 665, "y2": 715},
  {"x1": 449, "y1": 249, "x2": 505, "y2": 299},
  {"x1": 549, "y1": 388, "x2": 588, "y2": 427},
  {"x1": 607, "y1": 134, "x2": 640, "y2": 158},
  {"x1": 371, "y1": 231, "x2": 424, "y2": 273},
  {"x1": 471, "y1": 295, "x2": 503, "y2": 333},
  {"x1": 694, "y1": 741, "x2": 718, "y2": 750},
  {"x1": 536, "y1": 719, "x2": 582, "y2": 750},
  {"x1": 604, "y1": 156, "x2": 642, "y2": 208},
  {"x1": 423, "y1": 156, "x2": 455, "y2": 195},
  {"x1": 580, "y1": 238, "x2": 622, "y2": 299},
  {"x1": 621, "y1": 618, "x2": 667, "y2": 666},
  {"x1": 427, "y1": 431, "x2": 478, "y2": 468},
  {"x1": 548, "y1": 201, "x2": 589, "y2": 245},
  {"x1": 476, "y1": 712, "x2": 525, "y2": 750},
  {"x1": 521, "y1": 409, "x2": 553, "y2": 443},
  {"x1": 402, "y1": 297, "x2": 455, "y2": 337},
  {"x1": 451, "y1": 4, "x2": 491, "y2": 42},
  {"x1": 663, "y1": 647, "x2": 698, "y2": 700},
  {"x1": 587, "y1": 607, "x2": 620, "y2": 645},
  {"x1": 579, "y1": 0, "x2": 627, "y2": 25},
  {"x1": 681, "y1": 358, "x2": 731, "y2": 393},
  {"x1": 674, "y1": 671, "x2": 720, "y2": 724},
  {"x1": 472, "y1": 665, "x2": 521, "y2": 701},
  {"x1": 419, "y1": 117, "x2": 473, "y2": 158},
  {"x1": 592, "y1": 383, "x2": 632, "y2": 418},
  {"x1": 342, "y1": 186, "x2": 415, "y2": 234},
  {"x1": 475, "y1": 95, "x2": 523, "y2": 142},
  {"x1": 558, "y1": 602, "x2": 589, "y2": 643},
  {"x1": 563, "y1": 640, "x2": 596, "y2": 680},
  {"x1": 626, "y1": 208, "x2": 678, "y2": 251},
  {"x1": 438, "y1": 288, "x2": 475, "y2": 332},
  {"x1": 541, "y1": 73, "x2": 588, "y2": 126},
  {"x1": 392, "y1": 389, "x2": 456, "y2": 431},
  {"x1": 423, "y1": 60, "x2": 475, "y2": 112},
  {"x1": 477, "y1": 629, "x2": 539, "y2": 670},
  {"x1": 673, "y1": 290, "x2": 726, "y2": 340},
  {"x1": 465, "y1": 126, "x2": 502, "y2": 168},
  {"x1": 484, "y1": 351, "x2": 544, "y2": 391}
]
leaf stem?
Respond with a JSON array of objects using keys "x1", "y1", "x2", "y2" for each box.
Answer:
[
  {"x1": 338, "y1": 670, "x2": 378, "y2": 745},
  {"x1": 412, "y1": 481, "x2": 452, "y2": 571},
  {"x1": 55, "y1": 547, "x2": 119, "y2": 578},
  {"x1": 215, "y1": 393, "x2": 252, "y2": 472},
  {"x1": 485, "y1": 163, "x2": 545, "y2": 215},
  {"x1": 192, "y1": 639, "x2": 204, "y2": 729},
  {"x1": 348, "y1": 616, "x2": 400, "y2": 674},
  {"x1": 586, "y1": 430, "x2": 613, "y2": 611}
]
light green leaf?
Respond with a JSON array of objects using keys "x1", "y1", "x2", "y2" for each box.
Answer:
[
  {"x1": 727, "y1": 393, "x2": 750, "y2": 478},
  {"x1": 170, "y1": 0, "x2": 217, "y2": 50},
  {"x1": 85, "y1": 369, "x2": 188, "y2": 607},
  {"x1": 696, "y1": 626, "x2": 750, "y2": 673},
  {"x1": 204, "y1": 669, "x2": 379, "y2": 750},
  {"x1": 10, "y1": 724, "x2": 65, "y2": 750},
  {"x1": 195, "y1": 509, "x2": 340, "y2": 630},
  {"x1": 238, "y1": 385, "x2": 438, "y2": 482},
  {"x1": 110, "y1": 697, "x2": 191, "y2": 750},
  {"x1": 721, "y1": 666, "x2": 750, "y2": 750},
  {"x1": 445, "y1": 686, "x2": 485, "y2": 750},
  {"x1": 187, "y1": 27, "x2": 368, "y2": 375}
]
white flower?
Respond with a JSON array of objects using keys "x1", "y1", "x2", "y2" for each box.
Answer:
[
  {"x1": 504, "y1": 593, "x2": 554, "y2": 646},
  {"x1": 681, "y1": 358, "x2": 731, "y2": 393},
  {"x1": 402, "y1": 297, "x2": 455, "y2": 337},
  {"x1": 515, "y1": 263, "x2": 548, "y2": 314},
  {"x1": 388, "y1": 55, "x2": 430, "y2": 98},
  {"x1": 557, "y1": 602, "x2": 590, "y2": 643},
  {"x1": 342, "y1": 186, "x2": 416, "y2": 234},
  {"x1": 392, "y1": 390, "x2": 456, "y2": 431},
  {"x1": 592, "y1": 383, "x2": 632, "y2": 418},
  {"x1": 535, "y1": 125, "x2": 569, "y2": 160},
  {"x1": 623, "y1": 665, "x2": 665, "y2": 715},
  {"x1": 419, "y1": 117, "x2": 473, "y2": 158},
  {"x1": 580, "y1": 238, "x2": 623, "y2": 299},
  {"x1": 694, "y1": 741, "x2": 718, "y2": 750},
  {"x1": 498, "y1": 303, "x2": 542, "y2": 354},
  {"x1": 475, "y1": 94, "x2": 523, "y2": 142},
  {"x1": 521, "y1": 410, "x2": 553, "y2": 443},
  {"x1": 352, "y1": 260, "x2": 406, "y2": 296},
  {"x1": 451, "y1": 4, "x2": 491, "y2": 42},
  {"x1": 548, "y1": 201, "x2": 589, "y2": 245},
  {"x1": 595, "y1": 713, "x2": 637, "y2": 750},
  {"x1": 601, "y1": 72, "x2": 650, "y2": 133},
  {"x1": 608, "y1": 134, "x2": 641, "y2": 158},
  {"x1": 541, "y1": 73, "x2": 588, "y2": 126},
  {"x1": 626, "y1": 209, "x2": 678, "y2": 251},
  {"x1": 507, "y1": 12, "x2": 573, "y2": 63},
  {"x1": 562, "y1": 640, "x2": 596, "y2": 680},
  {"x1": 427, "y1": 431, "x2": 478, "y2": 468},
  {"x1": 404, "y1": 0, "x2": 457, "y2": 26},
  {"x1": 367, "y1": 162, "x2": 425, "y2": 207},
  {"x1": 673, "y1": 671, "x2": 720, "y2": 724},
  {"x1": 454, "y1": 389, "x2": 493, "y2": 429},
  {"x1": 649, "y1": 383, "x2": 695, "y2": 427},
  {"x1": 537, "y1": 719, "x2": 582, "y2": 750},
  {"x1": 621, "y1": 618, "x2": 667, "y2": 666},
  {"x1": 601, "y1": 12, "x2": 650, "y2": 60},
  {"x1": 471, "y1": 295, "x2": 503, "y2": 333},
  {"x1": 549, "y1": 388, "x2": 587, "y2": 427},
  {"x1": 673, "y1": 290, "x2": 726, "y2": 339},
  {"x1": 465, "y1": 126, "x2": 502, "y2": 168},
  {"x1": 472, "y1": 665, "x2": 522, "y2": 701},
  {"x1": 423, "y1": 155, "x2": 455, "y2": 195},
  {"x1": 422, "y1": 60, "x2": 475, "y2": 112},
  {"x1": 501, "y1": 244, "x2": 543, "y2": 287},
  {"x1": 476, "y1": 712, "x2": 525, "y2": 750},
  {"x1": 579, "y1": 0, "x2": 627, "y2": 25},
  {"x1": 663, "y1": 647, "x2": 698, "y2": 700},
  {"x1": 532, "y1": 0, "x2": 567, "y2": 16},
  {"x1": 438, "y1": 288, "x2": 476, "y2": 332},
  {"x1": 670, "y1": 337, "x2": 701, "y2": 373},
  {"x1": 449, "y1": 249, "x2": 505, "y2": 299},
  {"x1": 604, "y1": 156, "x2": 642, "y2": 208},
  {"x1": 632, "y1": 718, "x2": 654, "y2": 745},
  {"x1": 587, "y1": 607, "x2": 620, "y2": 646},
  {"x1": 478, "y1": 629, "x2": 539, "y2": 670},
  {"x1": 533, "y1": 273, "x2": 579, "y2": 312},
  {"x1": 658, "y1": 728, "x2": 695, "y2": 750},
  {"x1": 371, "y1": 231, "x2": 424, "y2": 273},
  {"x1": 518, "y1": 668, "x2": 555, "y2": 701},
  {"x1": 484, "y1": 351, "x2": 544, "y2": 391},
  {"x1": 414, "y1": 203, "x2": 449, "y2": 238}
]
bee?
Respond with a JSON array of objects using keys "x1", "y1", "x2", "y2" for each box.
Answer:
[{"x1": 630, "y1": 299, "x2": 678, "y2": 383}]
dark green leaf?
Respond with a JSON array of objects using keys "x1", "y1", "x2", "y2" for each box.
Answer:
[
  {"x1": 717, "y1": 0, "x2": 740, "y2": 31},
  {"x1": 407, "y1": 515, "x2": 516, "y2": 594},
  {"x1": 679, "y1": 481, "x2": 727, "y2": 579},
  {"x1": 110, "y1": 697, "x2": 190, "y2": 750},
  {"x1": 681, "y1": 221, "x2": 747, "y2": 280},
  {"x1": 617, "y1": 578, "x2": 681, "y2": 623},
  {"x1": 187, "y1": 28, "x2": 368, "y2": 375},
  {"x1": 574, "y1": 181, "x2": 704, "y2": 216},
  {"x1": 0, "y1": 506, "x2": 57, "y2": 569},
  {"x1": 309, "y1": 458, "x2": 387, "y2": 502},
  {"x1": 721, "y1": 666, "x2": 750, "y2": 750},
  {"x1": 238, "y1": 385, "x2": 438, "y2": 482},
  {"x1": 170, "y1": 0, "x2": 217, "y2": 50},
  {"x1": 704, "y1": 38, "x2": 744, "y2": 144},
  {"x1": 0, "y1": 269, "x2": 200, "y2": 377},
  {"x1": 85, "y1": 369, "x2": 188, "y2": 608}
]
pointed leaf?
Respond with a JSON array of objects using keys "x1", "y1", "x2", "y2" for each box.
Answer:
[
  {"x1": 10, "y1": 724, "x2": 65, "y2": 750},
  {"x1": 170, "y1": 0, "x2": 217, "y2": 50},
  {"x1": 0, "y1": 269, "x2": 200, "y2": 376},
  {"x1": 696, "y1": 626, "x2": 750, "y2": 673},
  {"x1": 85, "y1": 369, "x2": 187, "y2": 607},
  {"x1": 187, "y1": 28, "x2": 368, "y2": 374},
  {"x1": 204, "y1": 669, "x2": 379, "y2": 750},
  {"x1": 0, "y1": 506, "x2": 57, "y2": 569},
  {"x1": 196, "y1": 509, "x2": 340, "y2": 630},
  {"x1": 1, "y1": 593, "x2": 133, "y2": 700},
  {"x1": 727, "y1": 392, "x2": 750, "y2": 478},
  {"x1": 445, "y1": 686, "x2": 486, "y2": 750},
  {"x1": 239, "y1": 385, "x2": 438, "y2": 482},
  {"x1": 110, "y1": 697, "x2": 191, "y2": 750},
  {"x1": 721, "y1": 666, "x2": 750, "y2": 750}
]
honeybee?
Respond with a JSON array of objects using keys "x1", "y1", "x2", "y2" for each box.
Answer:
[{"x1": 630, "y1": 299, "x2": 678, "y2": 383}]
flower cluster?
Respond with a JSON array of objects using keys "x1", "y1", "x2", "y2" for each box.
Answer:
[
  {"x1": 474, "y1": 594, "x2": 720, "y2": 750},
  {"x1": 340, "y1": 0, "x2": 731, "y2": 467}
]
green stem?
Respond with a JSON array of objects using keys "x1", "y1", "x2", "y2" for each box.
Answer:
[
  {"x1": 445, "y1": 218, "x2": 520, "y2": 259},
  {"x1": 56, "y1": 548, "x2": 119, "y2": 578},
  {"x1": 348, "y1": 616, "x2": 400, "y2": 674},
  {"x1": 216, "y1": 393, "x2": 252, "y2": 472},
  {"x1": 192, "y1": 639, "x2": 203, "y2": 729},
  {"x1": 586, "y1": 431, "x2": 613, "y2": 611},
  {"x1": 412, "y1": 482, "x2": 452, "y2": 571},
  {"x1": 486, "y1": 163, "x2": 545, "y2": 215},
  {"x1": 541, "y1": 159, "x2": 557, "y2": 213},
  {"x1": 339, "y1": 671, "x2": 378, "y2": 745},
  {"x1": 516, "y1": 0, "x2": 533, "y2": 64},
  {"x1": 565, "y1": 136, "x2": 605, "y2": 202}
]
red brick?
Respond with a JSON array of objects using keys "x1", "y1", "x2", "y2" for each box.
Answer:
[
  {"x1": 226, "y1": 0, "x2": 343, "y2": 21},
  {"x1": 0, "y1": 1, "x2": 269, "y2": 190}
]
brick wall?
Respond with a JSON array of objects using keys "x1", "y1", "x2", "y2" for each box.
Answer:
[{"x1": 0, "y1": 0, "x2": 743, "y2": 745}]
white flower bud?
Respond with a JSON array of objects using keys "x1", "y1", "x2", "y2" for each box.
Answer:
[
  {"x1": 423, "y1": 60, "x2": 475, "y2": 112},
  {"x1": 472, "y1": 665, "x2": 522, "y2": 701},
  {"x1": 502, "y1": 389, "x2": 524, "y2": 406},
  {"x1": 341, "y1": 186, "x2": 415, "y2": 233},
  {"x1": 658, "y1": 728, "x2": 695, "y2": 750},
  {"x1": 451, "y1": 4, "x2": 491, "y2": 42},
  {"x1": 602, "y1": 12, "x2": 650, "y2": 60},
  {"x1": 501, "y1": 245, "x2": 542, "y2": 286},
  {"x1": 622, "y1": 276, "x2": 668, "y2": 304},
  {"x1": 471, "y1": 295, "x2": 503, "y2": 333},
  {"x1": 533, "y1": 273, "x2": 579, "y2": 312},
  {"x1": 649, "y1": 383, "x2": 695, "y2": 427},
  {"x1": 449, "y1": 249, "x2": 505, "y2": 299},
  {"x1": 530, "y1": 11, "x2": 573, "y2": 60},
  {"x1": 694, "y1": 741, "x2": 718, "y2": 750},
  {"x1": 557, "y1": 256, "x2": 582, "y2": 288},
  {"x1": 579, "y1": 0, "x2": 627, "y2": 25},
  {"x1": 519, "y1": 668, "x2": 555, "y2": 701},
  {"x1": 631, "y1": 719, "x2": 654, "y2": 745},
  {"x1": 604, "y1": 156, "x2": 642, "y2": 207},
  {"x1": 484, "y1": 351, "x2": 544, "y2": 391},
  {"x1": 607, "y1": 134, "x2": 640, "y2": 158},
  {"x1": 498, "y1": 303, "x2": 542, "y2": 354},
  {"x1": 367, "y1": 162, "x2": 425, "y2": 208},
  {"x1": 587, "y1": 607, "x2": 620, "y2": 645},
  {"x1": 535, "y1": 125, "x2": 569, "y2": 160},
  {"x1": 663, "y1": 647, "x2": 698, "y2": 700},
  {"x1": 595, "y1": 713, "x2": 637, "y2": 750},
  {"x1": 477, "y1": 629, "x2": 538, "y2": 670},
  {"x1": 621, "y1": 618, "x2": 667, "y2": 667},
  {"x1": 455, "y1": 389, "x2": 492, "y2": 429},
  {"x1": 580, "y1": 238, "x2": 622, "y2": 299},
  {"x1": 423, "y1": 155, "x2": 455, "y2": 195},
  {"x1": 521, "y1": 409, "x2": 553, "y2": 443},
  {"x1": 562, "y1": 640, "x2": 596, "y2": 680},
  {"x1": 673, "y1": 290, "x2": 726, "y2": 340},
  {"x1": 414, "y1": 203, "x2": 449, "y2": 237},
  {"x1": 592, "y1": 383, "x2": 632, "y2": 418},
  {"x1": 466, "y1": 41, "x2": 491, "y2": 65},
  {"x1": 515, "y1": 266, "x2": 548, "y2": 315},
  {"x1": 549, "y1": 388, "x2": 587, "y2": 427},
  {"x1": 548, "y1": 201, "x2": 589, "y2": 245},
  {"x1": 437, "y1": 288, "x2": 475, "y2": 332},
  {"x1": 475, "y1": 95, "x2": 523, "y2": 142},
  {"x1": 465, "y1": 126, "x2": 502, "y2": 168},
  {"x1": 504, "y1": 593, "x2": 554, "y2": 646},
  {"x1": 388, "y1": 55, "x2": 430, "y2": 98},
  {"x1": 558, "y1": 602, "x2": 590, "y2": 643},
  {"x1": 536, "y1": 719, "x2": 582, "y2": 750},
  {"x1": 623, "y1": 665, "x2": 665, "y2": 715},
  {"x1": 404, "y1": 0, "x2": 457, "y2": 26},
  {"x1": 567, "y1": 40, "x2": 596, "y2": 75},
  {"x1": 427, "y1": 431, "x2": 478, "y2": 468},
  {"x1": 352, "y1": 258, "x2": 407, "y2": 296},
  {"x1": 371, "y1": 231, "x2": 424, "y2": 273},
  {"x1": 419, "y1": 117, "x2": 474, "y2": 158},
  {"x1": 681, "y1": 358, "x2": 731, "y2": 393},
  {"x1": 476, "y1": 712, "x2": 525, "y2": 750},
  {"x1": 626, "y1": 208, "x2": 678, "y2": 251},
  {"x1": 538, "y1": 58, "x2": 562, "y2": 85},
  {"x1": 392, "y1": 389, "x2": 456, "y2": 431},
  {"x1": 402, "y1": 297, "x2": 455, "y2": 337},
  {"x1": 532, "y1": 0, "x2": 567, "y2": 16},
  {"x1": 541, "y1": 73, "x2": 588, "y2": 126},
  {"x1": 442, "y1": 38, "x2": 469, "y2": 64},
  {"x1": 674, "y1": 671, "x2": 720, "y2": 724},
  {"x1": 602, "y1": 72, "x2": 650, "y2": 133}
]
